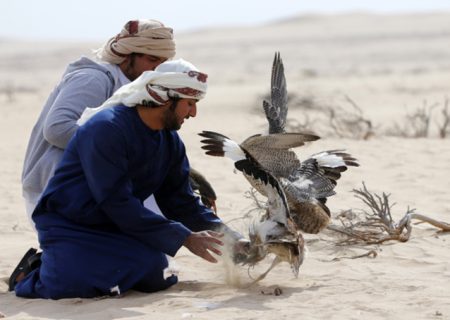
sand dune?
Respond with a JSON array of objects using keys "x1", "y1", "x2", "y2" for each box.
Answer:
[{"x1": 0, "y1": 13, "x2": 449, "y2": 319}]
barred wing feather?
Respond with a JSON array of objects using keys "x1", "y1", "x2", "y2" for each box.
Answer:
[{"x1": 263, "y1": 52, "x2": 288, "y2": 134}]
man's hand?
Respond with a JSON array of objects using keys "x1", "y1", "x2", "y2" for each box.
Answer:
[{"x1": 183, "y1": 231, "x2": 224, "y2": 263}]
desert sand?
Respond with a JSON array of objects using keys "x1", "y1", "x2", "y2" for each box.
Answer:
[{"x1": 0, "y1": 13, "x2": 449, "y2": 319}]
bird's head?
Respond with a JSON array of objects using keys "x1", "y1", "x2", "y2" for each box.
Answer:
[
  {"x1": 266, "y1": 232, "x2": 305, "y2": 277},
  {"x1": 233, "y1": 224, "x2": 267, "y2": 265}
]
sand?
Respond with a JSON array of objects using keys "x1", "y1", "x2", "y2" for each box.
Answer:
[{"x1": 0, "y1": 13, "x2": 449, "y2": 320}]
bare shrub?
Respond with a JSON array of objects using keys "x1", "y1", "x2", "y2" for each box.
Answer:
[
  {"x1": 328, "y1": 182, "x2": 450, "y2": 245},
  {"x1": 255, "y1": 89, "x2": 450, "y2": 139},
  {"x1": 386, "y1": 100, "x2": 438, "y2": 138},
  {"x1": 288, "y1": 93, "x2": 321, "y2": 111},
  {"x1": 321, "y1": 96, "x2": 375, "y2": 140},
  {"x1": 255, "y1": 92, "x2": 321, "y2": 113},
  {"x1": 255, "y1": 91, "x2": 376, "y2": 139},
  {"x1": 254, "y1": 91, "x2": 325, "y2": 133},
  {"x1": 285, "y1": 114, "x2": 319, "y2": 133},
  {"x1": 437, "y1": 98, "x2": 450, "y2": 138}
]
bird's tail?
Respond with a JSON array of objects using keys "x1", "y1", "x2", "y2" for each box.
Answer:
[
  {"x1": 199, "y1": 130, "x2": 246, "y2": 162},
  {"x1": 309, "y1": 149, "x2": 359, "y2": 181}
]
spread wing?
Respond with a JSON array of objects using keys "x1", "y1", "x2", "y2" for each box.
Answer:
[
  {"x1": 199, "y1": 130, "x2": 291, "y2": 225},
  {"x1": 241, "y1": 132, "x2": 319, "y2": 151},
  {"x1": 200, "y1": 130, "x2": 320, "y2": 180},
  {"x1": 199, "y1": 131, "x2": 246, "y2": 162},
  {"x1": 263, "y1": 52, "x2": 288, "y2": 134},
  {"x1": 234, "y1": 157, "x2": 291, "y2": 227},
  {"x1": 283, "y1": 150, "x2": 359, "y2": 203},
  {"x1": 241, "y1": 132, "x2": 319, "y2": 178}
]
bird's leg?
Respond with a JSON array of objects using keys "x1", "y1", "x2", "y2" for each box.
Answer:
[{"x1": 250, "y1": 256, "x2": 282, "y2": 285}]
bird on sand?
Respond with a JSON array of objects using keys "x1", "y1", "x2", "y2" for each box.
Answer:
[
  {"x1": 218, "y1": 138, "x2": 305, "y2": 282},
  {"x1": 199, "y1": 52, "x2": 358, "y2": 234}
]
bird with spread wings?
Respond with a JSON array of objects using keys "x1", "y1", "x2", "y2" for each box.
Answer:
[
  {"x1": 200, "y1": 52, "x2": 358, "y2": 235},
  {"x1": 198, "y1": 52, "x2": 359, "y2": 281},
  {"x1": 212, "y1": 134, "x2": 305, "y2": 282}
]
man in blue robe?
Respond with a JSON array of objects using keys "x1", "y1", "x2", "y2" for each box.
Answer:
[{"x1": 11, "y1": 59, "x2": 244, "y2": 299}]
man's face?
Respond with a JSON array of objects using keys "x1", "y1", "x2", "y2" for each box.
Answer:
[
  {"x1": 122, "y1": 54, "x2": 167, "y2": 81},
  {"x1": 162, "y1": 98, "x2": 198, "y2": 130}
]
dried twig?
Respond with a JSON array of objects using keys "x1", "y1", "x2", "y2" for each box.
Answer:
[
  {"x1": 244, "y1": 188, "x2": 267, "y2": 212},
  {"x1": 331, "y1": 249, "x2": 378, "y2": 261},
  {"x1": 324, "y1": 96, "x2": 375, "y2": 140},
  {"x1": 328, "y1": 182, "x2": 450, "y2": 245},
  {"x1": 437, "y1": 98, "x2": 450, "y2": 139},
  {"x1": 286, "y1": 114, "x2": 317, "y2": 133},
  {"x1": 227, "y1": 188, "x2": 267, "y2": 224},
  {"x1": 409, "y1": 213, "x2": 450, "y2": 231},
  {"x1": 407, "y1": 101, "x2": 437, "y2": 137},
  {"x1": 387, "y1": 100, "x2": 438, "y2": 138}
]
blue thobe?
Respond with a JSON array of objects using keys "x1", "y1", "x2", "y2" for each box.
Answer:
[{"x1": 16, "y1": 106, "x2": 222, "y2": 299}]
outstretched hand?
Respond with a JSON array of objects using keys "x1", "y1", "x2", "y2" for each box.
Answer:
[{"x1": 183, "y1": 230, "x2": 224, "y2": 263}]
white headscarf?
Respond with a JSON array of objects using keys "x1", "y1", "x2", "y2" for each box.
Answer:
[
  {"x1": 95, "y1": 19, "x2": 176, "y2": 64},
  {"x1": 77, "y1": 59, "x2": 208, "y2": 125}
]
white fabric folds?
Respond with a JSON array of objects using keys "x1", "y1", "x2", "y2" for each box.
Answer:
[{"x1": 77, "y1": 59, "x2": 208, "y2": 126}]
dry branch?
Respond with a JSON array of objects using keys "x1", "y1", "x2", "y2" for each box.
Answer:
[
  {"x1": 407, "y1": 101, "x2": 437, "y2": 137},
  {"x1": 387, "y1": 100, "x2": 438, "y2": 138},
  {"x1": 437, "y1": 98, "x2": 450, "y2": 138},
  {"x1": 409, "y1": 213, "x2": 450, "y2": 231},
  {"x1": 328, "y1": 182, "x2": 450, "y2": 245},
  {"x1": 330, "y1": 249, "x2": 378, "y2": 261},
  {"x1": 226, "y1": 188, "x2": 268, "y2": 225},
  {"x1": 324, "y1": 96, "x2": 375, "y2": 140},
  {"x1": 285, "y1": 114, "x2": 316, "y2": 133}
]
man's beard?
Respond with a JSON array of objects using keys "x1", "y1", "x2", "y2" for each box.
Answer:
[
  {"x1": 123, "y1": 54, "x2": 139, "y2": 81},
  {"x1": 162, "y1": 101, "x2": 181, "y2": 131}
]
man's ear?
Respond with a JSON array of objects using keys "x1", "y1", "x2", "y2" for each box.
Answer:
[
  {"x1": 159, "y1": 100, "x2": 172, "y2": 109},
  {"x1": 119, "y1": 55, "x2": 131, "y2": 69}
]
